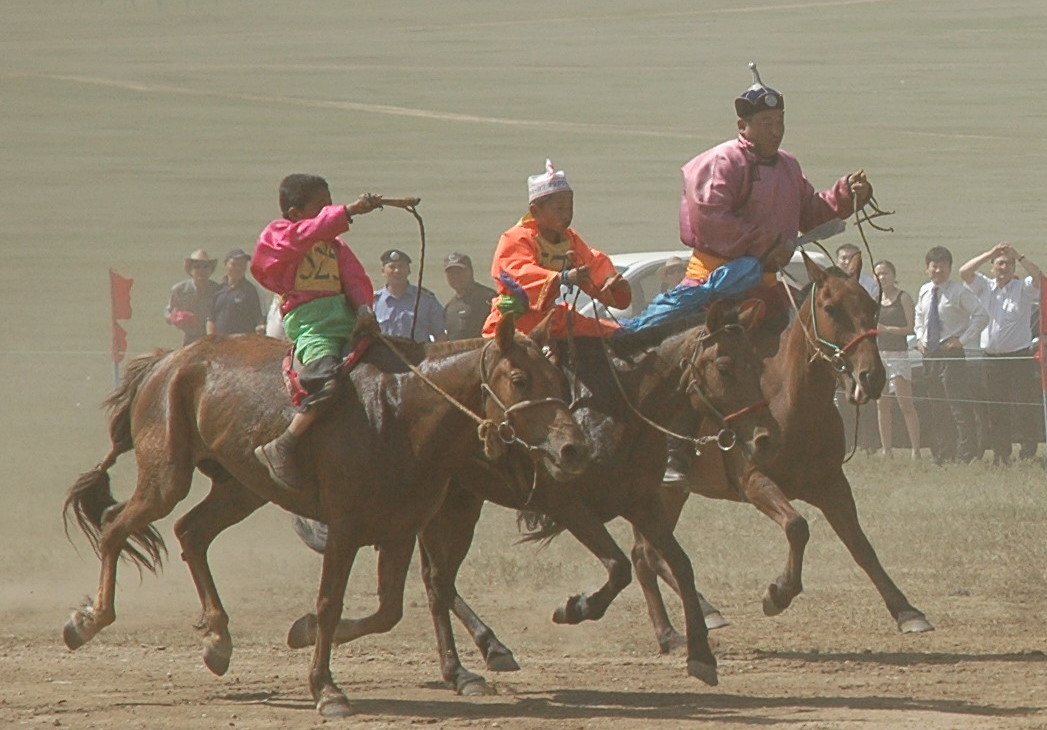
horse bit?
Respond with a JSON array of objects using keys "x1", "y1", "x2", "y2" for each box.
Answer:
[{"x1": 681, "y1": 323, "x2": 769, "y2": 456}]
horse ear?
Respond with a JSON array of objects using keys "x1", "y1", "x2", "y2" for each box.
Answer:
[
  {"x1": 802, "y1": 249, "x2": 829, "y2": 286},
  {"x1": 495, "y1": 312, "x2": 517, "y2": 351},
  {"x1": 737, "y1": 299, "x2": 765, "y2": 332},
  {"x1": 705, "y1": 298, "x2": 727, "y2": 332},
  {"x1": 528, "y1": 311, "x2": 554, "y2": 350}
]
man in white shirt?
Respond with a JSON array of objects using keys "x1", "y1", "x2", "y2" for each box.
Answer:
[
  {"x1": 914, "y1": 246, "x2": 989, "y2": 464},
  {"x1": 960, "y1": 242, "x2": 1042, "y2": 464}
]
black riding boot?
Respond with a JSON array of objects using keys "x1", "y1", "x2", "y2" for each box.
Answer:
[{"x1": 663, "y1": 436, "x2": 693, "y2": 485}]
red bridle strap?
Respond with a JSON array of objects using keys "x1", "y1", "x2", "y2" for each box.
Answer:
[
  {"x1": 722, "y1": 398, "x2": 770, "y2": 423},
  {"x1": 839, "y1": 328, "x2": 880, "y2": 355}
]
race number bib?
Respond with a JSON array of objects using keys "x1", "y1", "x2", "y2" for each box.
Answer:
[{"x1": 295, "y1": 242, "x2": 342, "y2": 292}]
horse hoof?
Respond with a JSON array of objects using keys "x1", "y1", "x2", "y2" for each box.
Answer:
[
  {"x1": 63, "y1": 620, "x2": 86, "y2": 650},
  {"x1": 287, "y1": 614, "x2": 317, "y2": 649},
  {"x1": 687, "y1": 659, "x2": 719, "y2": 686},
  {"x1": 485, "y1": 650, "x2": 520, "y2": 672},
  {"x1": 457, "y1": 674, "x2": 489, "y2": 696},
  {"x1": 761, "y1": 585, "x2": 786, "y2": 616},
  {"x1": 316, "y1": 692, "x2": 355, "y2": 718},
  {"x1": 704, "y1": 612, "x2": 730, "y2": 630},
  {"x1": 898, "y1": 611, "x2": 935, "y2": 634},
  {"x1": 552, "y1": 594, "x2": 587, "y2": 624},
  {"x1": 657, "y1": 629, "x2": 687, "y2": 655},
  {"x1": 203, "y1": 635, "x2": 232, "y2": 676}
]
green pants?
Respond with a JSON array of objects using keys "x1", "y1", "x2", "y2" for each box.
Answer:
[{"x1": 283, "y1": 295, "x2": 358, "y2": 365}]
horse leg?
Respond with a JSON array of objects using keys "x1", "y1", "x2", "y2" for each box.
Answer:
[
  {"x1": 632, "y1": 488, "x2": 725, "y2": 655},
  {"x1": 308, "y1": 521, "x2": 360, "y2": 718},
  {"x1": 418, "y1": 484, "x2": 517, "y2": 696},
  {"x1": 744, "y1": 470, "x2": 811, "y2": 617},
  {"x1": 64, "y1": 455, "x2": 192, "y2": 650},
  {"x1": 173, "y1": 476, "x2": 266, "y2": 676},
  {"x1": 815, "y1": 475, "x2": 934, "y2": 633},
  {"x1": 625, "y1": 498, "x2": 718, "y2": 686},
  {"x1": 547, "y1": 501, "x2": 633, "y2": 626}
]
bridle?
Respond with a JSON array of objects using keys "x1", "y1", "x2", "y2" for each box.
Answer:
[
  {"x1": 680, "y1": 323, "x2": 769, "y2": 454},
  {"x1": 378, "y1": 333, "x2": 572, "y2": 457},
  {"x1": 601, "y1": 322, "x2": 768, "y2": 457},
  {"x1": 783, "y1": 278, "x2": 879, "y2": 375},
  {"x1": 477, "y1": 339, "x2": 574, "y2": 455}
]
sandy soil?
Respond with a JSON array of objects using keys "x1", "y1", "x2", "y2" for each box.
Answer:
[{"x1": 4, "y1": 485, "x2": 1046, "y2": 730}]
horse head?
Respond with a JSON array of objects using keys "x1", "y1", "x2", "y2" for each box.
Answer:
[
  {"x1": 802, "y1": 252, "x2": 886, "y2": 404},
  {"x1": 479, "y1": 313, "x2": 590, "y2": 481},
  {"x1": 684, "y1": 299, "x2": 779, "y2": 465}
]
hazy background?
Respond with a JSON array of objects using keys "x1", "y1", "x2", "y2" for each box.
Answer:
[{"x1": 2, "y1": 0, "x2": 1045, "y2": 644}]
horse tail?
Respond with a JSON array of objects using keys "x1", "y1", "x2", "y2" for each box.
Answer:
[
  {"x1": 515, "y1": 509, "x2": 567, "y2": 545},
  {"x1": 62, "y1": 349, "x2": 172, "y2": 574}
]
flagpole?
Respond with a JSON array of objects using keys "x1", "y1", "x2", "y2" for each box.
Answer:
[{"x1": 1039, "y1": 275, "x2": 1047, "y2": 470}]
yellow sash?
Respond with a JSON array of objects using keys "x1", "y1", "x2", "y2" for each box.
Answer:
[{"x1": 685, "y1": 250, "x2": 777, "y2": 287}]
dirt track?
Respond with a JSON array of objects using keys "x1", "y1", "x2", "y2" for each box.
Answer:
[
  {"x1": 4, "y1": 590, "x2": 1045, "y2": 729},
  {"x1": 5, "y1": 476, "x2": 1046, "y2": 730}
]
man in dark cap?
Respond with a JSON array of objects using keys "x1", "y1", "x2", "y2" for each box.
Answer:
[
  {"x1": 676, "y1": 62, "x2": 873, "y2": 327},
  {"x1": 662, "y1": 62, "x2": 874, "y2": 484},
  {"x1": 209, "y1": 247, "x2": 266, "y2": 335},
  {"x1": 443, "y1": 252, "x2": 498, "y2": 340},
  {"x1": 373, "y1": 248, "x2": 447, "y2": 342}
]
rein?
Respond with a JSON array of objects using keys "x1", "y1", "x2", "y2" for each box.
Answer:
[
  {"x1": 375, "y1": 333, "x2": 572, "y2": 460},
  {"x1": 599, "y1": 323, "x2": 766, "y2": 457}
]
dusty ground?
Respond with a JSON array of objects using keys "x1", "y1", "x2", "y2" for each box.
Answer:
[{"x1": 4, "y1": 460, "x2": 1046, "y2": 729}]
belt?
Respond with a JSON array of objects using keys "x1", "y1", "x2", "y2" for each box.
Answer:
[{"x1": 685, "y1": 249, "x2": 777, "y2": 287}]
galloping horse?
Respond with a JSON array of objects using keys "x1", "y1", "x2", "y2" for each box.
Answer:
[
  {"x1": 62, "y1": 314, "x2": 590, "y2": 717},
  {"x1": 631, "y1": 253, "x2": 933, "y2": 656},
  {"x1": 288, "y1": 300, "x2": 779, "y2": 692}
]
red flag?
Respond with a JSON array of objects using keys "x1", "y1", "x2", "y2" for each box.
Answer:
[
  {"x1": 1039, "y1": 275, "x2": 1047, "y2": 392},
  {"x1": 112, "y1": 322, "x2": 128, "y2": 364},
  {"x1": 110, "y1": 269, "x2": 133, "y2": 321},
  {"x1": 109, "y1": 269, "x2": 134, "y2": 364}
]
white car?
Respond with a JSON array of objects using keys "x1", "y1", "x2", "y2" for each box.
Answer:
[{"x1": 575, "y1": 248, "x2": 833, "y2": 319}]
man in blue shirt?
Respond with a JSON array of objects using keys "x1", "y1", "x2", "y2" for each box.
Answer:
[{"x1": 373, "y1": 248, "x2": 447, "y2": 342}]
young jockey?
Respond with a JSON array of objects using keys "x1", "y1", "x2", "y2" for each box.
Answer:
[
  {"x1": 482, "y1": 159, "x2": 631, "y2": 339},
  {"x1": 250, "y1": 173, "x2": 383, "y2": 494}
]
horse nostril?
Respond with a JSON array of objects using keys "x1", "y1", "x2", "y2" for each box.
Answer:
[
  {"x1": 751, "y1": 427, "x2": 775, "y2": 460},
  {"x1": 859, "y1": 369, "x2": 884, "y2": 395},
  {"x1": 560, "y1": 441, "x2": 590, "y2": 470}
]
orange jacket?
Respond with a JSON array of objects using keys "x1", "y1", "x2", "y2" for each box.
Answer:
[{"x1": 482, "y1": 218, "x2": 630, "y2": 338}]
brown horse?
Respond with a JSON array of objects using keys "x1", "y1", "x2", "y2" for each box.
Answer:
[
  {"x1": 630, "y1": 254, "x2": 934, "y2": 656},
  {"x1": 287, "y1": 300, "x2": 780, "y2": 692},
  {"x1": 62, "y1": 314, "x2": 590, "y2": 718}
]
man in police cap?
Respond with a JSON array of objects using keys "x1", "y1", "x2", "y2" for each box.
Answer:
[
  {"x1": 443, "y1": 251, "x2": 497, "y2": 340},
  {"x1": 373, "y1": 248, "x2": 447, "y2": 342}
]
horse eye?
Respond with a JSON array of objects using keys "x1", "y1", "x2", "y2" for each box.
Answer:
[
  {"x1": 715, "y1": 356, "x2": 732, "y2": 374},
  {"x1": 511, "y1": 371, "x2": 529, "y2": 387}
]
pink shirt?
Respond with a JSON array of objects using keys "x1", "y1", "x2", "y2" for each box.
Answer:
[
  {"x1": 251, "y1": 204, "x2": 374, "y2": 316},
  {"x1": 678, "y1": 135, "x2": 855, "y2": 261}
]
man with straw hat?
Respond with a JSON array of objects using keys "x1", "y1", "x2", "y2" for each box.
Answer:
[{"x1": 165, "y1": 248, "x2": 220, "y2": 346}]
